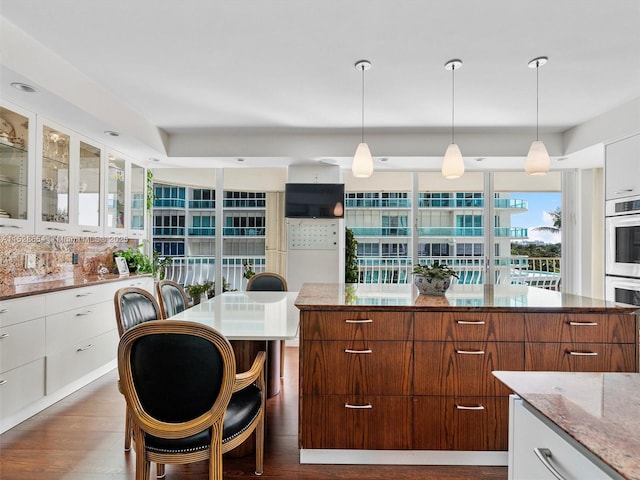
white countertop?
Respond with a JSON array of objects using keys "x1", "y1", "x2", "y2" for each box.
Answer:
[{"x1": 168, "y1": 290, "x2": 300, "y2": 340}]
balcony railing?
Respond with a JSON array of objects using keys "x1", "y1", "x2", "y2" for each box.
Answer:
[
  {"x1": 153, "y1": 227, "x2": 185, "y2": 236},
  {"x1": 188, "y1": 227, "x2": 216, "y2": 236},
  {"x1": 189, "y1": 200, "x2": 215, "y2": 209},
  {"x1": 416, "y1": 227, "x2": 528, "y2": 238},
  {"x1": 350, "y1": 227, "x2": 411, "y2": 237},
  {"x1": 223, "y1": 227, "x2": 265, "y2": 236},
  {"x1": 344, "y1": 198, "x2": 411, "y2": 208},
  {"x1": 417, "y1": 198, "x2": 528, "y2": 209},
  {"x1": 162, "y1": 256, "x2": 266, "y2": 292},
  {"x1": 154, "y1": 198, "x2": 186, "y2": 208}
]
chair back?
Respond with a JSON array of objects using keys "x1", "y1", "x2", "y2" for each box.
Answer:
[
  {"x1": 118, "y1": 320, "x2": 235, "y2": 439},
  {"x1": 157, "y1": 280, "x2": 190, "y2": 318},
  {"x1": 114, "y1": 287, "x2": 163, "y2": 336},
  {"x1": 246, "y1": 272, "x2": 288, "y2": 292}
]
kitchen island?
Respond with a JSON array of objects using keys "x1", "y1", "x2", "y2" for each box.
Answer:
[
  {"x1": 295, "y1": 283, "x2": 639, "y2": 465},
  {"x1": 494, "y1": 371, "x2": 639, "y2": 480}
]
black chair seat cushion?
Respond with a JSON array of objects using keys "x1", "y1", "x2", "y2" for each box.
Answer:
[{"x1": 144, "y1": 385, "x2": 262, "y2": 454}]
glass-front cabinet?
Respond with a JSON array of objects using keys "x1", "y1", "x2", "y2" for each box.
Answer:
[
  {"x1": 105, "y1": 154, "x2": 126, "y2": 236},
  {"x1": 0, "y1": 104, "x2": 35, "y2": 233},
  {"x1": 36, "y1": 122, "x2": 72, "y2": 234},
  {"x1": 77, "y1": 139, "x2": 103, "y2": 235},
  {"x1": 129, "y1": 161, "x2": 146, "y2": 238}
]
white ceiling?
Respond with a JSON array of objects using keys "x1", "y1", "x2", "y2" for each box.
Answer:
[{"x1": 1, "y1": 0, "x2": 639, "y2": 172}]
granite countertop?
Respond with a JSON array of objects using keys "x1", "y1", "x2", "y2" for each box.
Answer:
[
  {"x1": 494, "y1": 371, "x2": 640, "y2": 480},
  {"x1": 295, "y1": 283, "x2": 639, "y2": 313},
  {"x1": 0, "y1": 273, "x2": 153, "y2": 301}
]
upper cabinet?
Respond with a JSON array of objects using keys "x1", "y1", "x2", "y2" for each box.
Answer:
[
  {"x1": 129, "y1": 161, "x2": 146, "y2": 238},
  {"x1": 605, "y1": 133, "x2": 640, "y2": 200},
  {"x1": 1, "y1": 101, "x2": 147, "y2": 238},
  {"x1": 0, "y1": 103, "x2": 36, "y2": 234},
  {"x1": 105, "y1": 154, "x2": 127, "y2": 236},
  {"x1": 36, "y1": 121, "x2": 72, "y2": 235}
]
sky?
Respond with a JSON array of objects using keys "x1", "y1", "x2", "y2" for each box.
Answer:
[{"x1": 509, "y1": 192, "x2": 561, "y2": 244}]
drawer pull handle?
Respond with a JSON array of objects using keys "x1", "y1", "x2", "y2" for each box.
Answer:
[
  {"x1": 46, "y1": 227, "x2": 66, "y2": 231},
  {"x1": 0, "y1": 224, "x2": 22, "y2": 229},
  {"x1": 77, "y1": 344, "x2": 94, "y2": 352},
  {"x1": 567, "y1": 350, "x2": 598, "y2": 356},
  {"x1": 568, "y1": 321, "x2": 598, "y2": 326},
  {"x1": 456, "y1": 320, "x2": 485, "y2": 325},
  {"x1": 533, "y1": 447, "x2": 568, "y2": 480},
  {"x1": 615, "y1": 188, "x2": 634, "y2": 194},
  {"x1": 344, "y1": 349, "x2": 372, "y2": 354},
  {"x1": 0, "y1": 379, "x2": 7, "y2": 386},
  {"x1": 0, "y1": 309, "x2": 8, "y2": 313},
  {"x1": 76, "y1": 311, "x2": 92, "y2": 316},
  {"x1": 345, "y1": 403, "x2": 373, "y2": 409},
  {"x1": 455, "y1": 404, "x2": 485, "y2": 410},
  {"x1": 75, "y1": 292, "x2": 93, "y2": 297},
  {"x1": 456, "y1": 349, "x2": 485, "y2": 355},
  {"x1": 345, "y1": 319, "x2": 373, "y2": 324},
  {"x1": 0, "y1": 333, "x2": 9, "y2": 339},
  {"x1": 81, "y1": 229, "x2": 99, "y2": 233}
]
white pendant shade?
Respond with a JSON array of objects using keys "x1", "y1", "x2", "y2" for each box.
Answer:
[
  {"x1": 352, "y1": 142, "x2": 373, "y2": 178},
  {"x1": 441, "y1": 143, "x2": 465, "y2": 179},
  {"x1": 525, "y1": 140, "x2": 550, "y2": 175}
]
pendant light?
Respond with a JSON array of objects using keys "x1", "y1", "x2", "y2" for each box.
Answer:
[
  {"x1": 525, "y1": 56, "x2": 550, "y2": 175},
  {"x1": 352, "y1": 60, "x2": 373, "y2": 178},
  {"x1": 442, "y1": 59, "x2": 464, "y2": 179}
]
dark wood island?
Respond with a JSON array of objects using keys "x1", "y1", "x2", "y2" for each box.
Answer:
[{"x1": 294, "y1": 283, "x2": 639, "y2": 465}]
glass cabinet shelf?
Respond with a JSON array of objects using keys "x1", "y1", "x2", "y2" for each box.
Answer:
[{"x1": 0, "y1": 106, "x2": 31, "y2": 223}]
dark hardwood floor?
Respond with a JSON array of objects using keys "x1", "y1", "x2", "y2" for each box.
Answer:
[{"x1": 0, "y1": 348, "x2": 507, "y2": 479}]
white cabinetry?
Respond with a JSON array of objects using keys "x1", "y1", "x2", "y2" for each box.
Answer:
[
  {"x1": 509, "y1": 396, "x2": 620, "y2": 480},
  {"x1": 605, "y1": 133, "x2": 640, "y2": 200},
  {"x1": 0, "y1": 276, "x2": 154, "y2": 433},
  {"x1": 0, "y1": 103, "x2": 36, "y2": 234}
]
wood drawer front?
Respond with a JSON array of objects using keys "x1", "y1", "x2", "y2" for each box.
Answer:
[
  {"x1": 415, "y1": 312, "x2": 524, "y2": 342},
  {"x1": 525, "y1": 343, "x2": 637, "y2": 372},
  {"x1": 0, "y1": 358, "x2": 46, "y2": 420},
  {"x1": 46, "y1": 329, "x2": 119, "y2": 394},
  {"x1": 525, "y1": 313, "x2": 636, "y2": 343},
  {"x1": 413, "y1": 396, "x2": 509, "y2": 451},
  {"x1": 0, "y1": 317, "x2": 45, "y2": 373},
  {"x1": 302, "y1": 340, "x2": 412, "y2": 395},
  {"x1": 414, "y1": 341, "x2": 523, "y2": 396},
  {"x1": 301, "y1": 395, "x2": 412, "y2": 449},
  {"x1": 302, "y1": 311, "x2": 412, "y2": 341},
  {"x1": 45, "y1": 283, "x2": 117, "y2": 315},
  {"x1": 0, "y1": 296, "x2": 46, "y2": 328}
]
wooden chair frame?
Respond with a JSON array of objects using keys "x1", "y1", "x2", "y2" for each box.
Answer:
[
  {"x1": 118, "y1": 320, "x2": 266, "y2": 480},
  {"x1": 156, "y1": 279, "x2": 191, "y2": 319}
]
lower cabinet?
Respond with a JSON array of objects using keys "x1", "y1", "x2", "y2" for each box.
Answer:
[
  {"x1": 0, "y1": 275, "x2": 154, "y2": 432},
  {"x1": 510, "y1": 396, "x2": 617, "y2": 480}
]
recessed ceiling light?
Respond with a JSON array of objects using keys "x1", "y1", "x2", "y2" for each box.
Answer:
[
  {"x1": 149, "y1": 158, "x2": 160, "y2": 163},
  {"x1": 104, "y1": 130, "x2": 120, "y2": 137},
  {"x1": 11, "y1": 82, "x2": 37, "y2": 93}
]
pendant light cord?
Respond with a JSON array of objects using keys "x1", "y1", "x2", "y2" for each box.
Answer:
[
  {"x1": 361, "y1": 65, "x2": 365, "y2": 144},
  {"x1": 535, "y1": 60, "x2": 540, "y2": 141},
  {"x1": 451, "y1": 64, "x2": 456, "y2": 144}
]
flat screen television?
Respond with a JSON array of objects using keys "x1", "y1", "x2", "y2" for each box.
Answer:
[{"x1": 285, "y1": 183, "x2": 345, "y2": 218}]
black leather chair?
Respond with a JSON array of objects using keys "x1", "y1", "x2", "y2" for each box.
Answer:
[
  {"x1": 156, "y1": 279, "x2": 190, "y2": 318},
  {"x1": 118, "y1": 320, "x2": 265, "y2": 480},
  {"x1": 114, "y1": 287, "x2": 165, "y2": 477},
  {"x1": 245, "y1": 272, "x2": 288, "y2": 384}
]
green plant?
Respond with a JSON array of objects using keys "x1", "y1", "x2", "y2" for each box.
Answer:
[
  {"x1": 242, "y1": 260, "x2": 256, "y2": 280},
  {"x1": 146, "y1": 169, "x2": 155, "y2": 215},
  {"x1": 345, "y1": 227, "x2": 359, "y2": 283},
  {"x1": 185, "y1": 281, "x2": 213, "y2": 297},
  {"x1": 412, "y1": 262, "x2": 459, "y2": 280},
  {"x1": 114, "y1": 247, "x2": 153, "y2": 273}
]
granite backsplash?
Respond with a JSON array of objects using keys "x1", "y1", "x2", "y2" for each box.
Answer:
[{"x1": 0, "y1": 234, "x2": 137, "y2": 287}]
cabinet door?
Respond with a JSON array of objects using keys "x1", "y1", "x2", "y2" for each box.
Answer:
[
  {"x1": 415, "y1": 312, "x2": 524, "y2": 342},
  {"x1": 525, "y1": 343, "x2": 636, "y2": 372},
  {"x1": 76, "y1": 139, "x2": 103, "y2": 236},
  {"x1": 414, "y1": 341, "x2": 523, "y2": 396},
  {"x1": 105, "y1": 154, "x2": 126, "y2": 235},
  {"x1": 0, "y1": 103, "x2": 35, "y2": 234},
  {"x1": 605, "y1": 134, "x2": 640, "y2": 200},
  {"x1": 302, "y1": 311, "x2": 412, "y2": 341},
  {"x1": 414, "y1": 396, "x2": 509, "y2": 451},
  {"x1": 301, "y1": 395, "x2": 412, "y2": 449},
  {"x1": 302, "y1": 340, "x2": 413, "y2": 395},
  {"x1": 36, "y1": 121, "x2": 73, "y2": 235},
  {"x1": 525, "y1": 313, "x2": 636, "y2": 343},
  {"x1": 128, "y1": 161, "x2": 146, "y2": 238}
]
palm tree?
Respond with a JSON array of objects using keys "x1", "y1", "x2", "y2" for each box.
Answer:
[{"x1": 531, "y1": 207, "x2": 561, "y2": 234}]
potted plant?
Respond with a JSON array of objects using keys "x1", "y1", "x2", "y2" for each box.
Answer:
[
  {"x1": 114, "y1": 247, "x2": 153, "y2": 274},
  {"x1": 412, "y1": 262, "x2": 459, "y2": 296},
  {"x1": 185, "y1": 281, "x2": 213, "y2": 305}
]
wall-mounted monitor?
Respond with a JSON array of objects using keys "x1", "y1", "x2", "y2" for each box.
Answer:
[{"x1": 285, "y1": 183, "x2": 345, "y2": 218}]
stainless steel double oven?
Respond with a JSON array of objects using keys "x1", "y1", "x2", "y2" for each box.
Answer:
[{"x1": 605, "y1": 194, "x2": 640, "y2": 306}]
